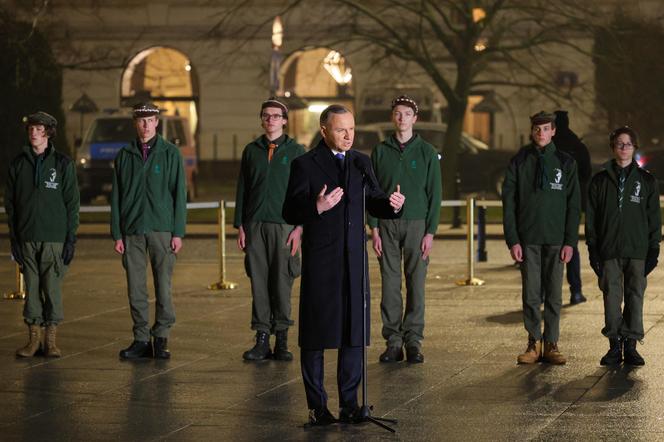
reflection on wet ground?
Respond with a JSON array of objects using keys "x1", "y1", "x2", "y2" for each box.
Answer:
[{"x1": 0, "y1": 238, "x2": 662, "y2": 440}]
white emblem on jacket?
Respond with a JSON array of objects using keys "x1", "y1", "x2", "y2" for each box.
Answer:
[
  {"x1": 630, "y1": 181, "x2": 642, "y2": 203},
  {"x1": 45, "y1": 168, "x2": 59, "y2": 189},
  {"x1": 550, "y1": 168, "x2": 563, "y2": 190}
]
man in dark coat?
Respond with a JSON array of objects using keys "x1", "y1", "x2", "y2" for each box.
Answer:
[
  {"x1": 283, "y1": 105, "x2": 405, "y2": 425},
  {"x1": 553, "y1": 110, "x2": 592, "y2": 305}
]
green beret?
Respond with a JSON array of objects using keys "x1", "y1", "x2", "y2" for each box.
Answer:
[
  {"x1": 530, "y1": 111, "x2": 556, "y2": 126},
  {"x1": 26, "y1": 111, "x2": 57, "y2": 127},
  {"x1": 132, "y1": 102, "x2": 160, "y2": 118}
]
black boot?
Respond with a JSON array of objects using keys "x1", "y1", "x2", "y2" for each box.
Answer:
[
  {"x1": 273, "y1": 330, "x2": 293, "y2": 361},
  {"x1": 119, "y1": 340, "x2": 153, "y2": 360},
  {"x1": 623, "y1": 338, "x2": 645, "y2": 366},
  {"x1": 153, "y1": 337, "x2": 171, "y2": 359},
  {"x1": 242, "y1": 331, "x2": 272, "y2": 361},
  {"x1": 570, "y1": 292, "x2": 587, "y2": 305},
  {"x1": 600, "y1": 338, "x2": 622, "y2": 366}
]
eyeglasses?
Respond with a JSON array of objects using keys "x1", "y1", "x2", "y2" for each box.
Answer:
[
  {"x1": 261, "y1": 113, "x2": 283, "y2": 121},
  {"x1": 614, "y1": 142, "x2": 634, "y2": 150}
]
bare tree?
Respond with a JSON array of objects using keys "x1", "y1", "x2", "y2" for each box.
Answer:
[
  {"x1": 209, "y1": 0, "x2": 599, "y2": 199},
  {"x1": 323, "y1": 1, "x2": 600, "y2": 198}
]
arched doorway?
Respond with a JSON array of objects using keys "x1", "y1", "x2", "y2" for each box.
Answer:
[
  {"x1": 120, "y1": 46, "x2": 199, "y2": 142},
  {"x1": 279, "y1": 48, "x2": 354, "y2": 146}
]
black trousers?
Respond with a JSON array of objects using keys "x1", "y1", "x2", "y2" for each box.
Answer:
[
  {"x1": 300, "y1": 346, "x2": 362, "y2": 410},
  {"x1": 566, "y1": 246, "x2": 582, "y2": 294}
]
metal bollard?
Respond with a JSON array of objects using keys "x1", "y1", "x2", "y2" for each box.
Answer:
[
  {"x1": 477, "y1": 204, "x2": 487, "y2": 262},
  {"x1": 208, "y1": 200, "x2": 238, "y2": 290},
  {"x1": 456, "y1": 196, "x2": 485, "y2": 286},
  {"x1": 4, "y1": 264, "x2": 26, "y2": 300}
]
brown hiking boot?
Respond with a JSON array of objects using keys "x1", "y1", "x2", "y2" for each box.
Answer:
[
  {"x1": 542, "y1": 342, "x2": 566, "y2": 365},
  {"x1": 517, "y1": 337, "x2": 541, "y2": 364},
  {"x1": 16, "y1": 324, "x2": 42, "y2": 358},
  {"x1": 44, "y1": 324, "x2": 62, "y2": 358}
]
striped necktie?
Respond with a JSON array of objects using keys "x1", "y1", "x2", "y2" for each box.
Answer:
[
  {"x1": 268, "y1": 143, "x2": 276, "y2": 162},
  {"x1": 142, "y1": 143, "x2": 149, "y2": 162},
  {"x1": 618, "y1": 170, "x2": 626, "y2": 210}
]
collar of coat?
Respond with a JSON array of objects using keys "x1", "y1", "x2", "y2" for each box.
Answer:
[
  {"x1": 311, "y1": 139, "x2": 356, "y2": 185},
  {"x1": 123, "y1": 134, "x2": 169, "y2": 157},
  {"x1": 385, "y1": 133, "x2": 420, "y2": 151},
  {"x1": 602, "y1": 159, "x2": 640, "y2": 185},
  {"x1": 22, "y1": 141, "x2": 55, "y2": 165},
  {"x1": 254, "y1": 133, "x2": 290, "y2": 149},
  {"x1": 529, "y1": 141, "x2": 556, "y2": 156}
]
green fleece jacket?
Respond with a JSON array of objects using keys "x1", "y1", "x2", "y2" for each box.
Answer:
[
  {"x1": 368, "y1": 134, "x2": 442, "y2": 234},
  {"x1": 233, "y1": 135, "x2": 305, "y2": 228},
  {"x1": 586, "y1": 160, "x2": 661, "y2": 260},
  {"x1": 110, "y1": 135, "x2": 187, "y2": 240},
  {"x1": 5, "y1": 143, "x2": 80, "y2": 242},
  {"x1": 502, "y1": 142, "x2": 580, "y2": 248}
]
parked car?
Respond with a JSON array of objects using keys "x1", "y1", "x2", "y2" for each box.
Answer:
[
  {"x1": 76, "y1": 114, "x2": 198, "y2": 203},
  {"x1": 308, "y1": 122, "x2": 514, "y2": 197}
]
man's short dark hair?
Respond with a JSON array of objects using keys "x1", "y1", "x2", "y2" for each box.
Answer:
[
  {"x1": 609, "y1": 126, "x2": 639, "y2": 149},
  {"x1": 320, "y1": 104, "x2": 351, "y2": 126}
]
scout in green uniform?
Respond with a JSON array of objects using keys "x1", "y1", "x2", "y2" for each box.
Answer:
[
  {"x1": 502, "y1": 111, "x2": 580, "y2": 365},
  {"x1": 111, "y1": 102, "x2": 187, "y2": 360},
  {"x1": 369, "y1": 96, "x2": 442, "y2": 364},
  {"x1": 586, "y1": 126, "x2": 661, "y2": 366},
  {"x1": 6, "y1": 112, "x2": 80, "y2": 358},
  {"x1": 234, "y1": 98, "x2": 305, "y2": 361}
]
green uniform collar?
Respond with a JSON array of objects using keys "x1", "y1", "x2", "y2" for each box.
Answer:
[
  {"x1": 530, "y1": 141, "x2": 557, "y2": 156},
  {"x1": 603, "y1": 159, "x2": 639, "y2": 185},
  {"x1": 254, "y1": 133, "x2": 290, "y2": 149},
  {"x1": 384, "y1": 133, "x2": 421, "y2": 151},
  {"x1": 22, "y1": 141, "x2": 55, "y2": 164},
  {"x1": 124, "y1": 134, "x2": 167, "y2": 157}
]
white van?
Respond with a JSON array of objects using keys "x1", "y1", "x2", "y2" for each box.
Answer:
[{"x1": 76, "y1": 114, "x2": 198, "y2": 202}]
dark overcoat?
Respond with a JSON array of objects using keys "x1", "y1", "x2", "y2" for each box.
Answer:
[{"x1": 283, "y1": 142, "x2": 400, "y2": 349}]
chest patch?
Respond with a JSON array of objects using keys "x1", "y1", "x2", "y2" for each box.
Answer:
[
  {"x1": 281, "y1": 155, "x2": 288, "y2": 165},
  {"x1": 411, "y1": 160, "x2": 417, "y2": 169},
  {"x1": 549, "y1": 168, "x2": 563, "y2": 191},
  {"x1": 44, "y1": 168, "x2": 59, "y2": 189},
  {"x1": 630, "y1": 181, "x2": 642, "y2": 203},
  {"x1": 154, "y1": 164, "x2": 161, "y2": 174}
]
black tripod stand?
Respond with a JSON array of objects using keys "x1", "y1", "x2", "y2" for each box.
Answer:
[{"x1": 356, "y1": 172, "x2": 398, "y2": 433}]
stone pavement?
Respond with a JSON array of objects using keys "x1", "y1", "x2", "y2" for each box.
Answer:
[{"x1": 1, "y1": 236, "x2": 664, "y2": 441}]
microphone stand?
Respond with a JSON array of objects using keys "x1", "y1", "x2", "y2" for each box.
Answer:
[{"x1": 357, "y1": 167, "x2": 397, "y2": 433}]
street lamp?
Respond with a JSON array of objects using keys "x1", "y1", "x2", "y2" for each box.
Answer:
[{"x1": 323, "y1": 50, "x2": 352, "y2": 85}]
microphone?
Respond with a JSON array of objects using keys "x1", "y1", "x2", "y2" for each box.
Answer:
[
  {"x1": 353, "y1": 156, "x2": 370, "y2": 177},
  {"x1": 353, "y1": 156, "x2": 375, "y2": 190}
]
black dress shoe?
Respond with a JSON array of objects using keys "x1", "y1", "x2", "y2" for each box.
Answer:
[
  {"x1": 339, "y1": 406, "x2": 363, "y2": 424},
  {"x1": 570, "y1": 292, "x2": 587, "y2": 305},
  {"x1": 406, "y1": 346, "x2": 424, "y2": 363},
  {"x1": 153, "y1": 337, "x2": 171, "y2": 359},
  {"x1": 308, "y1": 407, "x2": 337, "y2": 426},
  {"x1": 119, "y1": 341, "x2": 153, "y2": 360},
  {"x1": 379, "y1": 346, "x2": 404, "y2": 363}
]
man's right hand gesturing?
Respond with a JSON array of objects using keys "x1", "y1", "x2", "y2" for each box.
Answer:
[{"x1": 316, "y1": 184, "x2": 344, "y2": 214}]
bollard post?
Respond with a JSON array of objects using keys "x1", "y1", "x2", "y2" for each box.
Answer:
[
  {"x1": 208, "y1": 200, "x2": 238, "y2": 290},
  {"x1": 3, "y1": 264, "x2": 26, "y2": 300},
  {"x1": 477, "y1": 203, "x2": 487, "y2": 262},
  {"x1": 456, "y1": 196, "x2": 485, "y2": 286}
]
